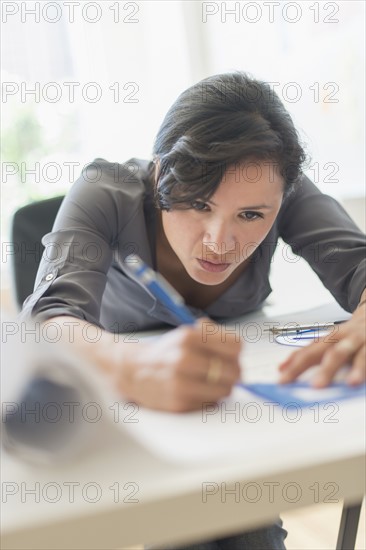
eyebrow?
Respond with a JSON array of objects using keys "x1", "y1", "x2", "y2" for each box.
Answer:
[{"x1": 208, "y1": 199, "x2": 273, "y2": 210}]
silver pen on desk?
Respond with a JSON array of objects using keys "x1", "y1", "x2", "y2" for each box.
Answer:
[{"x1": 264, "y1": 320, "x2": 347, "y2": 335}]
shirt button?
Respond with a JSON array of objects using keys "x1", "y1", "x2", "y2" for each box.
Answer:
[{"x1": 45, "y1": 274, "x2": 54, "y2": 281}]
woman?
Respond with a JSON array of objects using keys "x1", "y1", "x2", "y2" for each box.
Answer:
[{"x1": 21, "y1": 71, "x2": 365, "y2": 550}]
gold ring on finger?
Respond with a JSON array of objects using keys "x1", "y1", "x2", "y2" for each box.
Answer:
[{"x1": 207, "y1": 357, "x2": 223, "y2": 384}]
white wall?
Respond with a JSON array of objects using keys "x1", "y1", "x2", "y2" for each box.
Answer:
[{"x1": 2, "y1": 0, "x2": 365, "y2": 310}]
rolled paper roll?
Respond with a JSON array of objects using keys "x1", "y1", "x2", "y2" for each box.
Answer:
[{"x1": 3, "y1": 376, "x2": 80, "y2": 455}]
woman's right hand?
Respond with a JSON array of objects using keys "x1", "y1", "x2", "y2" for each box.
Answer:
[{"x1": 113, "y1": 318, "x2": 242, "y2": 412}]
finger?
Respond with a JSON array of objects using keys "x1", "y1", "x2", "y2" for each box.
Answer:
[
  {"x1": 279, "y1": 323, "x2": 352, "y2": 372},
  {"x1": 178, "y1": 353, "x2": 241, "y2": 386},
  {"x1": 173, "y1": 321, "x2": 241, "y2": 361},
  {"x1": 278, "y1": 340, "x2": 330, "y2": 383},
  {"x1": 167, "y1": 376, "x2": 234, "y2": 412},
  {"x1": 191, "y1": 378, "x2": 234, "y2": 403},
  {"x1": 346, "y1": 344, "x2": 366, "y2": 386},
  {"x1": 193, "y1": 318, "x2": 242, "y2": 358},
  {"x1": 311, "y1": 338, "x2": 359, "y2": 387},
  {"x1": 278, "y1": 352, "x2": 298, "y2": 370}
]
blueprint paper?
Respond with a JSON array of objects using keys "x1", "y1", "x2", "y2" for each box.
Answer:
[{"x1": 241, "y1": 381, "x2": 366, "y2": 408}]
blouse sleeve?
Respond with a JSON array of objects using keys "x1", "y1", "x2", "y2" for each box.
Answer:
[
  {"x1": 277, "y1": 174, "x2": 366, "y2": 313},
  {"x1": 19, "y1": 158, "x2": 142, "y2": 327}
]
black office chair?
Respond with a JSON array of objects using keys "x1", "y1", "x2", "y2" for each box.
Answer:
[{"x1": 10, "y1": 195, "x2": 65, "y2": 310}]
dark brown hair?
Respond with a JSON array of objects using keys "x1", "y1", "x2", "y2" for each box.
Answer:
[{"x1": 151, "y1": 71, "x2": 307, "y2": 210}]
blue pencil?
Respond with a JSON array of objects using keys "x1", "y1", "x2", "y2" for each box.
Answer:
[{"x1": 123, "y1": 254, "x2": 196, "y2": 325}]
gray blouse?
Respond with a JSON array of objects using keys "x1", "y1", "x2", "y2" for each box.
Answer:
[{"x1": 20, "y1": 158, "x2": 366, "y2": 332}]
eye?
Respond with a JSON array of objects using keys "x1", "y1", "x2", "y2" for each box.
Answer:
[
  {"x1": 239, "y1": 211, "x2": 264, "y2": 221},
  {"x1": 191, "y1": 200, "x2": 210, "y2": 212}
]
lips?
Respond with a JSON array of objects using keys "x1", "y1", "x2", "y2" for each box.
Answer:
[{"x1": 197, "y1": 258, "x2": 231, "y2": 273}]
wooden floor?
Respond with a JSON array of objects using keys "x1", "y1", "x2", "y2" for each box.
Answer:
[
  {"x1": 281, "y1": 499, "x2": 365, "y2": 550},
  {"x1": 122, "y1": 499, "x2": 366, "y2": 549}
]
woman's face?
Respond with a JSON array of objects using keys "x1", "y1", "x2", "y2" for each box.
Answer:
[{"x1": 159, "y1": 161, "x2": 284, "y2": 286}]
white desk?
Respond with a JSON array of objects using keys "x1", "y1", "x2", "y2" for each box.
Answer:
[{"x1": 1, "y1": 302, "x2": 365, "y2": 549}]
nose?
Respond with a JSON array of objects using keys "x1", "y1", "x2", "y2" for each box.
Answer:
[{"x1": 202, "y1": 217, "x2": 236, "y2": 258}]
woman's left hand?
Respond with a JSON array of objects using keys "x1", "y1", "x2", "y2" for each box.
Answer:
[{"x1": 278, "y1": 301, "x2": 366, "y2": 387}]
